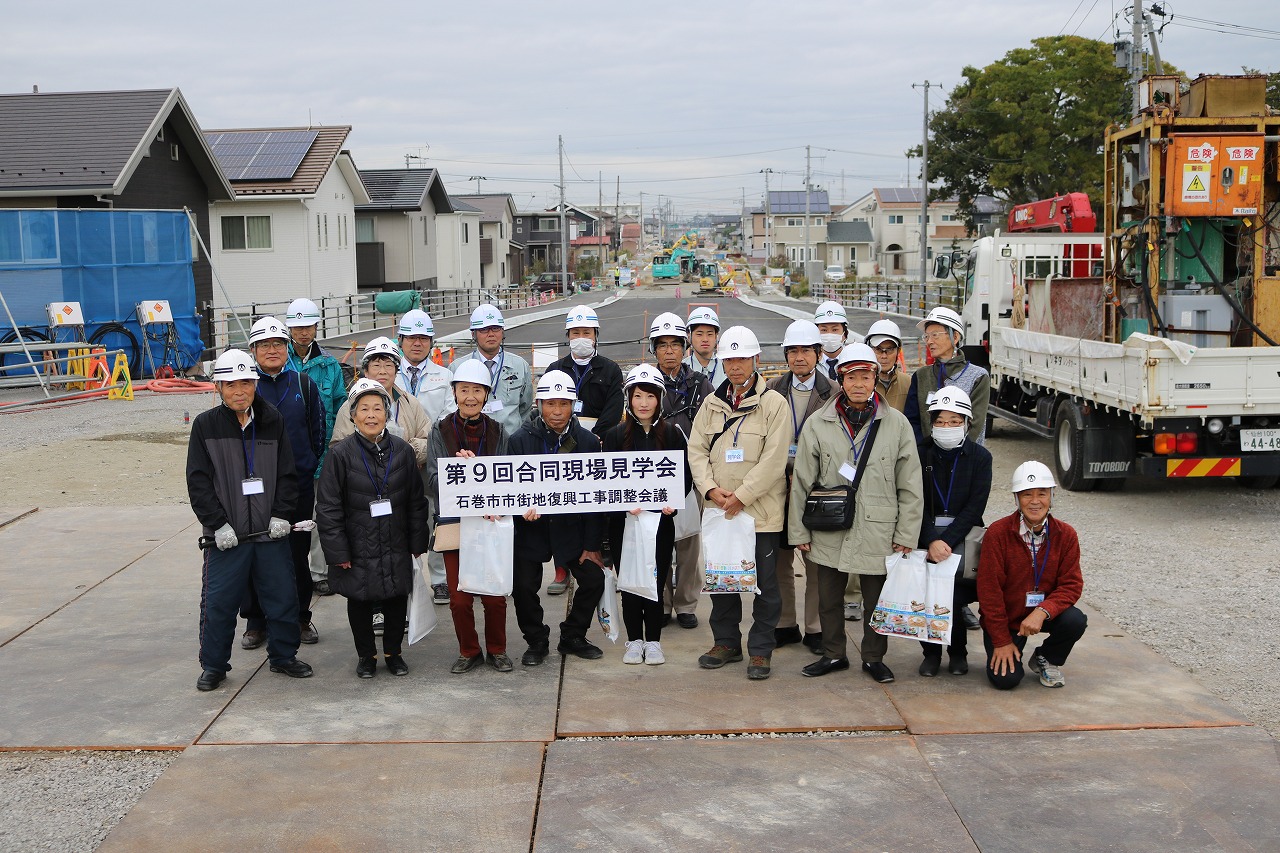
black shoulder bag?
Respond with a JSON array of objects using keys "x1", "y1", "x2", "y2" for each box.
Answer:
[{"x1": 802, "y1": 419, "x2": 881, "y2": 531}]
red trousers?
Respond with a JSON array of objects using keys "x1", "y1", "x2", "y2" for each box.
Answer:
[{"x1": 444, "y1": 550, "x2": 507, "y2": 658}]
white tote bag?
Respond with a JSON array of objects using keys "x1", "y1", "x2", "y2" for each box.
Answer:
[
  {"x1": 672, "y1": 488, "x2": 700, "y2": 541},
  {"x1": 596, "y1": 569, "x2": 620, "y2": 644},
  {"x1": 458, "y1": 515, "x2": 514, "y2": 597},
  {"x1": 871, "y1": 550, "x2": 961, "y2": 646},
  {"x1": 618, "y1": 512, "x2": 661, "y2": 601},
  {"x1": 700, "y1": 507, "x2": 759, "y2": 595},
  {"x1": 407, "y1": 556, "x2": 438, "y2": 645}
]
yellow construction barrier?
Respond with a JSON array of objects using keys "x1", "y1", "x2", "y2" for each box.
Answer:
[{"x1": 107, "y1": 353, "x2": 133, "y2": 400}]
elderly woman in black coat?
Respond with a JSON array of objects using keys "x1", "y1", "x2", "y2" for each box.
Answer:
[{"x1": 318, "y1": 378, "x2": 430, "y2": 678}]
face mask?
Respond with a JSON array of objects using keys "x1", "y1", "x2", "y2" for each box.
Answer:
[
  {"x1": 819, "y1": 333, "x2": 843, "y2": 354},
  {"x1": 569, "y1": 338, "x2": 596, "y2": 359},
  {"x1": 932, "y1": 425, "x2": 966, "y2": 450}
]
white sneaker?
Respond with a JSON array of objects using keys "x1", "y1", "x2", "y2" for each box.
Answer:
[
  {"x1": 372, "y1": 612, "x2": 385, "y2": 637},
  {"x1": 643, "y1": 641, "x2": 665, "y2": 665},
  {"x1": 844, "y1": 602, "x2": 862, "y2": 621},
  {"x1": 1027, "y1": 654, "x2": 1065, "y2": 688},
  {"x1": 622, "y1": 640, "x2": 644, "y2": 665}
]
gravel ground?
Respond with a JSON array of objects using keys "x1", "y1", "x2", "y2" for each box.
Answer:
[{"x1": 1, "y1": 387, "x2": 1276, "y2": 851}]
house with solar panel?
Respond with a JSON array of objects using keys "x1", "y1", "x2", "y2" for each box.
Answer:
[
  {"x1": 839, "y1": 188, "x2": 992, "y2": 279},
  {"x1": 205, "y1": 125, "x2": 369, "y2": 309},
  {"x1": 745, "y1": 189, "x2": 830, "y2": 267}
]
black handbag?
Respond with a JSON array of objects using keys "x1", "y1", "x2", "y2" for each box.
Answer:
[{"x1": 801, "y1": 420, "x2": 880, "y2": 531}]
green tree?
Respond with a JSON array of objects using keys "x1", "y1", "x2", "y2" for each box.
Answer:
[
  {"x1": 915, "y1": 36, "x2": 1131, "y2": 224},
  {"x1": 1241, "y1": 67, "x2": 1280, "y2": 110}
]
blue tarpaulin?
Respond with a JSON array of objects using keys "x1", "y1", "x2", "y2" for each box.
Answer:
[{"x1": 0, "y1": 209, "x2": 204, "y2": 374}]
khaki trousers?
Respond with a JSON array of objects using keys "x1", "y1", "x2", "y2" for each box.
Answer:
[{"x1": 776, "y1": 547, "x2": 821, "y2": 634}]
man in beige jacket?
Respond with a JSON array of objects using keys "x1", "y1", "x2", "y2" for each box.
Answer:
[{"x1": 687, "y1": 326, "x2": 791, "y2": 680}]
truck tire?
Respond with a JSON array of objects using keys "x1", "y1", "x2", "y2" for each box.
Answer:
[{"x1": 1053, "y1": 403, "x2": 1095, "y2": 492}]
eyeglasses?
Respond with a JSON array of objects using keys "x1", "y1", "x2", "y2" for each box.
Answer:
[
  {"x1": 654, "y1": 341, "x2": 684, "y2": 351},
  {"x1": 873, "y1": 345, "x2": 898, "y2": 355},
  {"x1": 256, "y1": 341, "x2": 288, "y2": 351},
  {"x1": 923, "y1": 331, "x2": 953, "y2": 341}
]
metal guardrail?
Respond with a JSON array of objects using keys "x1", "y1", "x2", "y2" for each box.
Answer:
[{"x1": 810, "y1": 280, "x2": 966, "y2": 318}]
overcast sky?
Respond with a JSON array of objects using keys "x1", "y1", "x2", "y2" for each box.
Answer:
[{"x1": 4, "y1": 1, "x2": 1276, "y2": 214}]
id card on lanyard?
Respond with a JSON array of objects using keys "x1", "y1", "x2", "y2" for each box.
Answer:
[
  {"x1": 360, "y1": 442, "x2": 395, "y2": 518},
  {"x1": 724, "y1": 414, "x2": 746, "y2": 463},
  {"x1": 1027, "y1": 521, "x2": 1050, "y2": 607},
  {"x1": 241, "y1": 420, "x2": 263, "y2": 495}
]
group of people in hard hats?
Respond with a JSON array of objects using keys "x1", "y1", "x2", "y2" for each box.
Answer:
[{"x1": 187, "y1": 295, "x2": 1085, "y2": 694}]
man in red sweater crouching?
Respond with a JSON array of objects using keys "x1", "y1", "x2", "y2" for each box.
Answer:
[{"x1": 976, "y1": 461, "x2": 1087, "y2": 689}]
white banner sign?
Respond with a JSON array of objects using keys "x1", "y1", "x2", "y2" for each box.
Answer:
[{"x1": 438, "y1": 451, "x2": 686, "y2": 517}]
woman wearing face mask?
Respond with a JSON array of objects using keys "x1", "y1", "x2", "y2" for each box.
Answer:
[
  {"x1": 331, "y1": 337, "x2": 431, "y2": 466},
  {"x1": 915, "y1": 387, "x2": 991, "y2": 678}
]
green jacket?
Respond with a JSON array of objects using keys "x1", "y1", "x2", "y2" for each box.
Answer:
[
  {"x1": 289, "y1": 341, "x2": 348, "y2": 473},
  {"x1": 787, "y1": 396, "x2": 923, "y2": 575}
]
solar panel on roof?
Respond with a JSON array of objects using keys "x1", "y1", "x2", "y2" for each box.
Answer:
[{"x1": 207, "y1": 130, "x2": 319, "y2": 182}]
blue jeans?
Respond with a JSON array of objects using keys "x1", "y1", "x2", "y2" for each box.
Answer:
[{"x1": 201, "y1": 538, "x2": 301, "y2": 672}]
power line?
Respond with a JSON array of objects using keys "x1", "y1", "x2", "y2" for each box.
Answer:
[
  {"x1": 1174, "y1": 14, "x2": 1280, "y2": 37},
  {"x1": 1165, "y1": 19, "x2": 1280, "y2": 41},
  {"x1": 1069, "y1": 0, "x2": 1104, "y2": 36},
  {"x1": 1059, "y1": 0, "x2": 1089, "y2": 35}
]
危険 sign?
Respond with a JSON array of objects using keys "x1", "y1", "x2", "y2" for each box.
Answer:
[{"x1": 438, "y1": 451, "x2": 686, "y2": 517}]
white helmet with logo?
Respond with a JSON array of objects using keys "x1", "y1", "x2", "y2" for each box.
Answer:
[
  {"x1": 814, "y1": 300, "x2": 849, "y2": 326},
  {"x1": 716, "y1": 326, "x2": 761, "y2": 359},
  {"x1": 212, "y1": 349, "x2": 258, "y2": 382},
  {"x1": 835, "y1": 342, "x2": 878, "y2": 373},
  {"x1": 248, "y1": 316, "x2": 289, "y2": 346},
  {"x1": 686, "y1": 306, "x2": 721, "y2": 330},
  {"x1": 623, "y1": 363, "x2": 666, "y2": 419},
  {"x1": 535, "y1": 369, "x2": 578, "y2": 401},
  {"x1": 917, "y1": 306, "x2": 965, "y2": 337},
  {"x1": 347, "y1": 377, "x2": 392, "y2": 418},
  {"x1": 782, "y1": 319, "x2": 822, "y2": 349},
  {"x1": 927, "y1": 386, "x2": 973, "y2": 419},
  {"x1": 284, "y1": 298, "x2": 321, "y2": 328},
  {"x1": 865, "y1": 319, "x2": 902, "y2": 348},
  {"x1": 648, "y1": 312, "x2": 687, "y2": 342},
  {"x1": 361, "y1": 336, "x2": 402, "y2": 369},
  {"x1": 470, "y1": 304, "x2": 505, "y2": 331},
  {"x1": 565, "y1": 306, "x2": 600, "y2": 330},
  {"x1": 1012, "y1": 460, "x2": 1056, "y2": 492},
  {"x1": 398, "y1": 309, "x2": 435, "y2": 338},
  {"x1": 451, "y1": 359, "x2": 493, "y2": 390}
]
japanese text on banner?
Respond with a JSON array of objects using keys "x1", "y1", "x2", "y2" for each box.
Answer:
[{"x1": 438, "y1": 451, "x2": 686, "y2": 516}]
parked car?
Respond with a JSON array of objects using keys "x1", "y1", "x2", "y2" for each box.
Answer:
[
  {"x1": 531, "y1": 273, "x2": 573, "y2": 294},
  {"x1": 865, "y1": 292, "x2": 897, "y2": 312},
  {"x1": 823, "y1": 264, "x2": 846, "y2": 283}
]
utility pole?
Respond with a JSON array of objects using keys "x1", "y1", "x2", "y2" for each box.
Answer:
[
  {"x1": 804, "y1": 145, "x2": 812, "y2": 283},
  {"x1": 1130, "y1": 0, "x2": 1144, "y2": 117},
  {"x1": 840, "y1": 169, "x2": 846, "y2": 207},
  {"x1": 639, "y1": 191, "x2": 645, "y2": 250},
  {"x1": 614, "y1": 176, "x2": 620, "y2": 263},
  {"x1": 760, "y1": 168, "x2": 773, "y2": 263},
  {"x1": 598, "y1": 170, "x2": 603, "y2": 276},
  {"x1": 912, "y1": 81, "x2": 942, "y2": 287},
  {"x1": 558, "y1": 135, "x2": 568, "y2": 295}
]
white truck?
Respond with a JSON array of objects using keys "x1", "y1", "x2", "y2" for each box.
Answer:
[{"x1": 960, "y1": 232, "x2": 1280, "y2": 491}]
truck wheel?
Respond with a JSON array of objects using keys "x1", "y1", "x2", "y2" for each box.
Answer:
[
  {"x1": 1238, "y1": 475, "x2": 1279, "y2": 490},
  {"x1": 1053, "y1": 407, "x2": 1095, "y2": 492}
]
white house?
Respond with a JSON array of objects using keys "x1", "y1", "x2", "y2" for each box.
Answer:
[
  {"x1": 205, "y1": 125, "x2": 368, "y2": 309},
  {"x1": 355, "y1": 168, "x2": 453, "y2": 291},
  {"x1": 451, "y1": 193, "x2": 520, "y2": 289},
  {"x1": 435, "y1": 199, "x2": 483, "y2": 292}
]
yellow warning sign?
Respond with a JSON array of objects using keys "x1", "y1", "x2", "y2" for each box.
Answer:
[{"x1": 1182, "y1": 163, "x2": 1210, "y2": 203}]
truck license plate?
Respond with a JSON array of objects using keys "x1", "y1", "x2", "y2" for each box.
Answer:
[{"x1": 1240, "y1": 429, "x2": 1280, "y2": 452}]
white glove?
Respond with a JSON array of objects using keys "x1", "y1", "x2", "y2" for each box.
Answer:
[
  {"x1": 214, "y1": 524, "x2": 238, "y2": 551},
  {"x1": 268, "y1": 517, "x2": 291, "y2": 539}
]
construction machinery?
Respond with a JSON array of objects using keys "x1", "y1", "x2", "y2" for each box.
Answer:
[
  {"x1": 696, "y1": 260, "x2": 735, "y2": 296},
  {"x1": 1007, "y1": 192, "x2": 1098, "y2": 233}
]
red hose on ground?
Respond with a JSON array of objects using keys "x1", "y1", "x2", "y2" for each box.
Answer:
[{"x1": 143, "y1": 378, "x2": 215, "y2": 393}]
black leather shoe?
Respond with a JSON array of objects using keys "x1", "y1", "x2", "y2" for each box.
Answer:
[
  {"x1": 521, "y1": 644, "x2": 549, "y2": 667},
  {"x1": 961, "y1": 605, "x2": 980, "y2": 630},
  {"x1": 661, "y1": 613, "x2": 672, "y2": 627},
  {"x1": 774, "y1": 625, "x2": 803, "y2": 646},
  {"x1": 948, "y1": 655, "x2": 969, "y2": 675},
  {"x1": 558, "y1": 636, "x2": 604, "y2": 660},
  {"x1": 356, "y1": 657, "x2": 376, "y2": 678},
  {"x1": 385, "y1": 654, "x2": 409, "y2": 676},
  {"x1": 802, "y1": 633, "x2": 824, "y2": 655},
  {"x1": 676, "y1": 613, "x2": 698, "y2": 629},
  {"x1": 270, "y1": 658, "x2": 314, "y2": 678},
  {"x1": 196, "y1": 669, "x2": 225, "y2": 692},
  {"x1": 802, "y1": 657, "x2": 850, "y2": 678},
  {"x1": 240, "y1": 629, "x2": 265, "y2": 650},
  {"x1": 919, "y1": 657, "x2": 941, "y2": 677},
  {"x1": 862, "y1": 661, "x2": 895, "y2": 683},
  {"x1": 451, "y1": 654, "x2": 484, "y2": 674}
]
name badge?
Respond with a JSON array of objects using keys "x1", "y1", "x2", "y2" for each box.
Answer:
[
  {"x1": 1026, "y1": 591, "x2": 1045, "y2": 607},
  {"x1": 788, "y1": 443, "x2": 797, "y2": 458},
  {"x1": 370, "y1": 499, "x2": 392, "y2": 518},
  {"x1": 573, "y1": 400, "x2": 584, "y2": 413},
  {"x1": 483, "y1": 399, "x2": 504, "y2": 414},
  {"x1": 935, "y1": 515, "x2": 955, "y2": 528},
  {"x1": 838, "y1": 462, "x2": 857, "y2": 482},
  {"x1": 725, "y1": 447, "x2": 744, "y2": 463},
  {"x1": 242, "y1": 478, "x2": 264, "y2": 496}
]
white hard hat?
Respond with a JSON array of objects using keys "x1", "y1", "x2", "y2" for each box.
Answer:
[
  {"x1": 361, "y1": 336, "x2": 402, "y2": 369},
  {"x1": 686, "y1": 306, "x2": 720, "y2": 330},
  {"x1": 782, "y1": 319, "x2": 822, "y2": 349},
  {"x1": 814, "y1": 300, "x2": 849, "y2": 325},
  {"x1": 1012, "y1": 460, "x2": 1056, "y2": 492},
  {"x1": 536, "y1": 369, "x2": 578, "y2": 402},
  {"x1": 248, "y1": 316, "x2": 289, "y2": 345},
  {"x1": 623, "y1": 363, "x2": 665, "y2": 418},
  {"x1": 451, "y1": 358, "x2": 493, "y2": 390},
  {"x1": 347, "y1": 377, "x2": 392, "y2": 418},
  {"x1": 716, "y1": 326, "x2": 761, "y2": 359},
  {"x1": 918, "y1": 306, "x2": 964, "y2": 337},
  {"x1": 284, "y1": 298, "x2": 321, "y2": 328},
  {"x1": 212, "y1": 349, "x2": 258, "y2": 382},
  {"x1": 470, "y1": 304, "x2": 505, "y2": 331},
  {"x1": 866, "y1": 319, "x2": 902, "y2": 348},
  {"x1": 565, "y1": 306, "x2": 600, "y2": 330},
  {"x1": 398, "y1": 309, "x2": 435, "y2": 338},
  {"x1": 835, "y1": 342, "x2": 878, "y2": 372},
  {"x1": 927, "y1": 386, "x2": 973, "y2": 419},
  {"x1": 648, "y1": 311, "x2": 687, "y2": 341}
]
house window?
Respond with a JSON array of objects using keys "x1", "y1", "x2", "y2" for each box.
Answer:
[
  {"x1": 941, "y1": 213, "x2": 959, "y2": 222},
  {"x1": 539, "y1": 217, "x2": 557, "y2": 231},
  {"x1": 850, "y1": 246, "x2": 857, "y2": 262},
  {"x1": 463, "y1": 222, "x2": 469, "y2": 243},
  {"x1": 814, "y1": 217, "x2": 824, "y2": 226},
  {"x1": 221, "y1": 215, "x2": 272, "y2": 250},
  {"x1": 323, "y1": 214, "x2": 329, "y2": 248},
  {"x1": 170, "y1": 144, "x2": 180, "y2": 161},
  {"x1": 500, "y1": 261, "x2": 506, "y2": 278},
  {"x1": 316, "y1": 215, "x2": 321, "y2": 247},
  {"x1": 499, "y1": 223, "x2": 505, "y2": 239},
  {"x1": 888, "y1": 215, "x2": 904, "y2": 225},
  {"x1": 423, "y1": 221, "x2": 430, "y2": 246},
  {"x1": 786, "y1": 217, "x2": 802, "y2": 227}
]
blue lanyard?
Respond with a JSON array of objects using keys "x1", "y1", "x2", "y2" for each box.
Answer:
[
  {"x1": 1029, "y1": 520, "x2": 1051, "y2": 589},
  {"x1": 838, "y1": 400, "x2": 876, "y2": 463},
  {"x1": 358, "y1": 440, "x2": 394, "y2": 500},
  {"x1": 542, "y1": 429, "x2": 566, "y2": 455},
  {"x1": 241, "y1": 418, "x2": 256, "y2": 477},
  {"x1": 273, "y1": 372, "x2": 295, "y2": 410},
  {"x1": 478, "y1": 349, "x2": 505, "y2": 387},
  {"x1": 786, "y1": 377, "x2": 813, "y2": 441},
  {"x1": 452, "y1": 414, "x2": 487, "y2": 454},
  {"x1": 931, "y1": 452, "x2": 961, "y2": 514},
  {"x1": 572, "y1": 361, "x2": 592, "y2": 392}
]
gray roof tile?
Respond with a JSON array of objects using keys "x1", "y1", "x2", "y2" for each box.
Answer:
[{"x1": 827, "y1": 220, "x2": 873, "y2": 243}]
